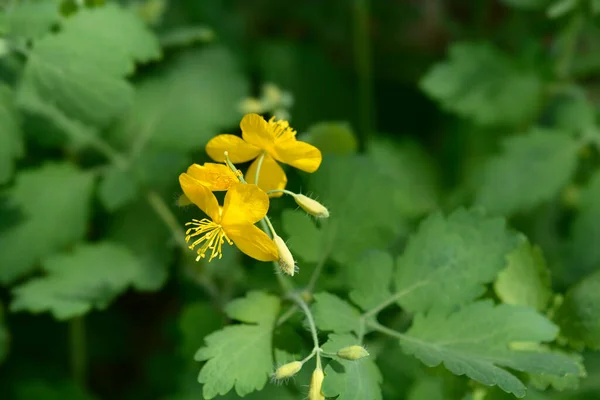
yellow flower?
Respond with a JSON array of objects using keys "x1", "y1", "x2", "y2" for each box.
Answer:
[
  {"x1": 206, "y1": 113, "x2": 322, "y2": 195},
  {"x1": 179, "y1": 173, "x2": 279, "y2": 262},
  {"x1": 185, "y1": 162, "x2": 239, "y2": 191},
  {"x1": 177, "y1": 162, "x2": 239, "y2": 206}
]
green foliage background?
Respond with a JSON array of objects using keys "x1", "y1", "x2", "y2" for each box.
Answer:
[{"x1": 1, "y1": 0, "x2": 600, "y2": 399}]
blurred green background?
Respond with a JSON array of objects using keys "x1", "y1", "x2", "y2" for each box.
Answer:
[{"x1": 2, "y1": 0, "x2": 600, "y2": 399}]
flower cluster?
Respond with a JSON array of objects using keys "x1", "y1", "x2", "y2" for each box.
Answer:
[{"x1": 178, "y1": 113, "x2": 327, "y2": 275}]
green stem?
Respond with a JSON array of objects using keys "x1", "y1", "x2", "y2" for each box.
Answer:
[
  {"x1": 69, "y1": 317, "x2": 86, "y2": 388},
  {"x1": 146, "y1": 190, "x2": 186, "y2": 245},
  {"x1": 305, "y1": 249, "x2": 331, "y2": 293},
  {"x1": 290, "y1": 292, "x2": 321, "y2": 369},
  {"x1": 224, "y1": 152, "x2": 247, "y2": 183},
  {"x1": 276, "y1": 304, "x2": 299, "y2": 326},
  {"x1": 368, "y1": 320, "x2": 409, "y2": 341},
  {"x1": 556, "y1": 12, "x2": 583, "y2": 80},
  {"x1": 254, "y1": 152, "x2": 266, "y2": 185},
  {"x1": 353, "y1": 0, "x2": 375, "y2": 152},
  {"x1": 267, "y1": 189, "x2": 296, "y2": 197}
]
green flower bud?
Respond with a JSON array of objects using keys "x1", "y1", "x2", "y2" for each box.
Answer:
[
  {"x1": 293, "y1": 194, "x2": 329, "y2": 219},
  {"x1": 337, "y1": 345, "x2": 369, "y2": 360},
  {"x1": 273, "y1": 361, "x2": 302, "y2": 380},
  {"x1": 273, "y1": 235, "x2": 296, "y2": 276}
]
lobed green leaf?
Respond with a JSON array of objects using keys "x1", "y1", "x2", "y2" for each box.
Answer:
[
  {"x1": 400, "y1": 301, "x2": 583, "y2": 397},
  {"x1": 494, "y1": 236, "x2": 552, "y2": 312},
  {"x1": 395, "y1": 208, "x2": 518, "y2": 313},
  {"x1": 420, "y1": 42, "x2": 542, "y2": 127},
  {"x1": 0, "y1": 162, "x2": 94, "y2": 284},
  {"x1": 321, "y1": 333, "x2": 383, "y2": 400},
  {"x1": 194, "y1": 291, "x2": 279, "y2": 399},
  {"x1": 555, "y1": 269, "x2": 600, "y2": 351},
  {"x1": 11, "y1": 242, "x2": 142, "y2": 320},
  {"x1": 475, "y1": 128, "x2": 580, "y2": 216}
]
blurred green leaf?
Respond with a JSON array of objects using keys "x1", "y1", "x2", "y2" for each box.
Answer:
[
  {"x1": 283, "y1": 155, "x2": 399, "y2": 265},
  {"x1": 256, "y1": 41, "x2": 355, "y2": 129},
  {"x1": 0, "y1": 302, "x2": 8, "y2": 365},
  {"x1": 98, "y1": 148, "x2": 191, "y2": 211},
  {"x1": 529, "y1": 350, "x2": 585, "y2": 391},
  {"x1": 98, "y1": 166, "x2": 140, "y2": 212},
  {"x1": 302, "y1": 122, "x2": 358, "y2": 155},
  {"x1": 17, "y1": 3, "x2": 160, "y2": 128},
  {"x1": 406, "y1": 376, "x2": 449, "y2": 400},
  {"x1": 0, "y1": 84, "x2": 24, "y2": 184},
  {"x1": 166, "y1": 372, "x2": 297, "y2": 400},
  {"x1": 159, "y1": 26, "x2": 215, "y2": 49},
  {"x1": 567, "y1": 170, "x2": 600, "y2": 285},
  {"x1": 547, "y1": 88, "x2": 597, "y2": 135},
  {"x1": 195, "y1": 291, "x2": 279, "y2": 399},
  {"x1": 347, "y1": 250, "x2": 393, "y2": 311},
  {"x1": 555, "y1": 269, "x2": 600, "y2": 351},
  {"x1": 475, "y1": 128, "x2": 580, "y2": 216},
  {"x1": 494, "y1": 237, "x2": 552, "y2": 312},
  {"x1": 369, "y1": 137, "x2": 439, "y2": 218},
  {"x1": 401, "y1": 301, "x2": 582, "y2": 398},
  {"x1": 312, "y1": 292, "x2": 361, "y2": 334},
  {"x1": 1, "y1": 0, "x2": 60, "y2": 40},
  {"x1": 111, "y1": 46, "x2": 248, "y2": 152},
  {"x1": 178, "y1": 302, "x2": 223, "y2": 363},
  {"x1": 395, "y1": 208, "x2": 517, "y2": 313},
  {"x1": 108, "y1": 201, "x2": 172, "y2": 292},
  {"x1": 547, "y1": 0, "x2": 579, "y2": 18},
  {"x1": 420, "y1": 42, "x2": 542, "y2": 127},
  {"x1": 12, "y1": 380, "x2": 98, "y2": 400},
  {"x1": 0, "y1": 162, "x2": 94, "y2": 284},
  {"x1": 280, "y1": 210, "x2": 326, "y2": 264},
  {"x1": 499, "y1": 0, "x2": 552, "y2": 9},
  {"x1": 321, "y1": 333, "x2": 383, "y2": 400},
  {"x1": 11, "y1": 242, "x2": 142, "y2": 320}
]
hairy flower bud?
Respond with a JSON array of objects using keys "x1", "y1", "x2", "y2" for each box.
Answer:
[
  {"x1": 273, "y1": 235, "x2": 296, "y2": 276},
  {"x1": 273, "y1": 361, "x2": 303, "y2": 380},
  {"x1": 293, "y1": 194, "x2": 329, "y2": 219},
  {"x1": 308, "y1": 368, "x2": 325, "y2": 400},
  {"x1": 337, "y1": 345, "x2": 369, "y2": 361}
]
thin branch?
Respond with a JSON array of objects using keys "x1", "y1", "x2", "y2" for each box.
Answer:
[
  {"x1": 276, "y1": 304, "x2": 299, "y2": 327},
  {"x1": 360, "y1": 281, "x2": 427, "y2": 320},
  {"x1": 290, "y1": 292, "x2": 322, "y2": 369},
  {"x1": 367, "y1": 320, "x2": 409, "y2": 341}
]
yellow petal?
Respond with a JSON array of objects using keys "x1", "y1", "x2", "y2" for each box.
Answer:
[
  {"x1": 245, "y1": 155, "x2": 287, "y2": 197},
  {"x1": 226, "y1": 224, "x2": 279, "y2": 262},
  {"x1": 240, "y1": 113, "x2": 275, "y2": 151},
  {"x1": 206, "y1": 134, "x2": 261, "y2": 163},
  {"x1": 273, "y1": 138, "x2": 322, "y2": 172},
  {"x1": 221, "y1": 183, "x2": 269, "y2": 226},
  {"x1": 179, "y1": 173, "x2": 221, "y2": 222},
  {"x1": 186, "y1": 163, "x2": 238, "y2": 191}
]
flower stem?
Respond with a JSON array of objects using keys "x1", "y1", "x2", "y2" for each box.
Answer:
[
  {"x1": 254, "y1": 152, "x2": 266, "y2": 185},
  {"x1": 267, "y1": 189, "x2": 296, "y2": 197},
  {"x1": 290, "y1": 292, "x2": 322, "y2": 369},
  {"x1": 69, "y1": 317, "x2": 86, "y2": 388},
  {"x1": 146, "y1": 189, "x2": 186, "y2": 245},
  {"x1": 367, "y1": 320, "x2": 409, "y2": 341},
  {"x1": 224, "y1": 151, "x2": 247, "y2": 184},
  {"x1": 276, "y1": 304, "x2": 299, "y2": 326},
  {"x1": 556, "y1": 12, "x2": 583, "y2": 80},
  {"x1": 353, "y1": 0, "x2": 375, "y2": 152}
]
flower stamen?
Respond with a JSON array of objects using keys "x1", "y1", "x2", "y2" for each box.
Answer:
[
  {"x1": 185, "y1": 218, "x2": 233, "y2": 261},
  {"x1": 268, "y1": 116, "x2": 296, "y2": 139}
]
